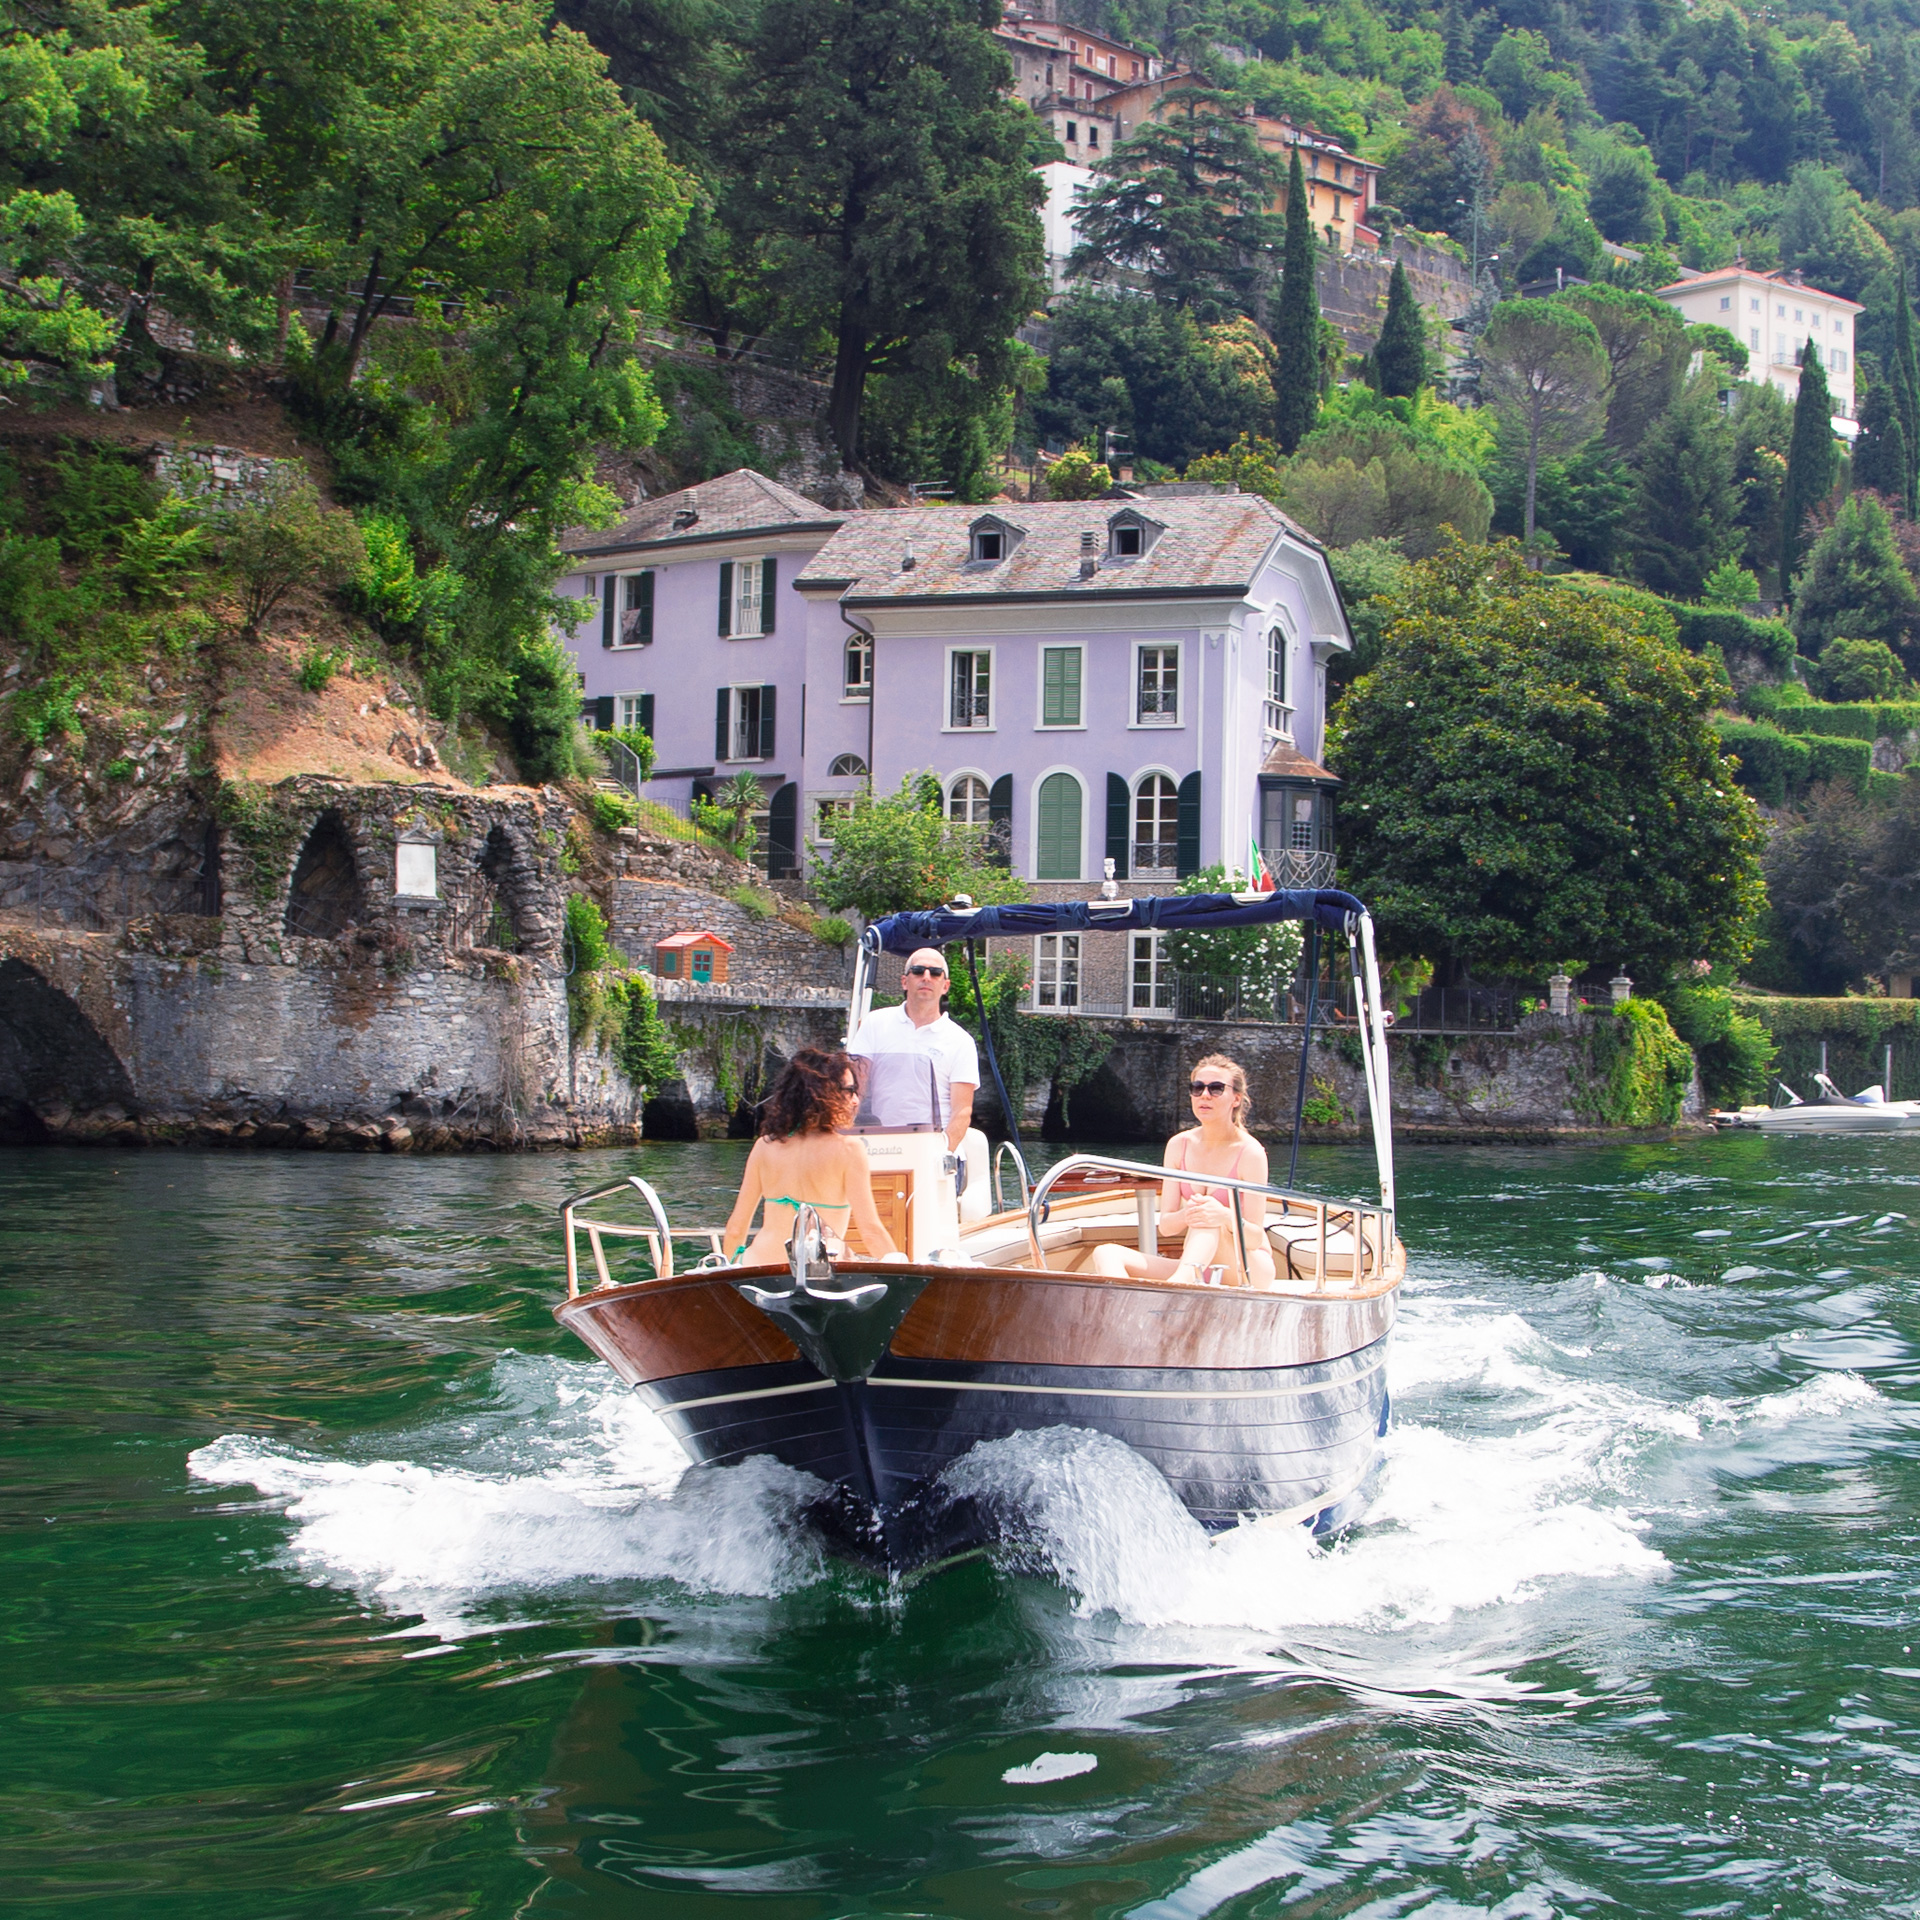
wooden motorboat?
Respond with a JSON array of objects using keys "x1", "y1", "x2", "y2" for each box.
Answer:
[{"x1": 554, "y1": 888, "x2": 1406, "y2": 1570}]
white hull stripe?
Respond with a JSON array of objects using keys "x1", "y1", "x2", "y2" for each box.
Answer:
[{"x1": 659, "y1": 1357, "x2": 1385, "y2": 1416}]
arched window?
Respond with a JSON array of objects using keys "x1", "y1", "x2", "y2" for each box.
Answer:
[
  {"x1": 828, "y1": 752, "x2": 868, "y2": 778},
  {"x1": 1035, "y1": 772, "x2": 1082, "y2": 880},
  {"x1": 1266, "y1": 625, "x2": 1289, "y2": 707},
  {"x1": 844, "y1": 633, "x2": 873, "y2": 699},
  {"x1": 948, "y1": 774, "x2": 990, "y2": 825},
  {"x1": 1133, "y1": 773, "x2": 1179, "y2": 874},
  {"x1": 284, "y1": 812, "x2": 357, "y2": 939}
]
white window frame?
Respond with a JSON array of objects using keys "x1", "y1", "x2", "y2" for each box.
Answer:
[
  {"x1": 827, "y1": 752, "x2": 868, "y2": 779},
  {"x1": 946, "y1": 770, "x2": 992, "y2": 826},
  {"x1": 615, "y1": 693, "x2": 649, "y2": 731},
  {"x1": 732, "y1": 559, "x2": 765, "y2": 637},
  {"x1": 1130, "y1": 640, "x2": 1182, "y2": 729},
  {"x1": 945, "y1": 645, "x2": 995, "y2": 732},
  {"x1": 843, "y1": 632, "x2": 872, "y2": 702},
  {"x1": 1132, "y1": 768, "x2": 1181, "y2": 877},
  {"x1": 811, "y1": 795, "x2": 854, "y2": 844},
  {"x1": 1130, "y1": 931, "x2": 1173, "y2": 1015},
  {"x1": 1036, "y1": 644, "x2": 1085, "y2": 730},
  {"x1": 1264, "y1": 613, "x2": 1295, "y2": 739},
  {"x1": 1033, "y1": 933, "x2": 1082, "y2": 1011},
  {"x1": 725, "y1": 684, "x2": 767, "y2": 763},
  {"x1": 1029, "y1": 765, "x2": 1085, "y2": 881}
]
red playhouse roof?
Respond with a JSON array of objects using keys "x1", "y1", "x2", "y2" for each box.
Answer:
[{"x1": 654, "y1": 929, "x2": 736, "y2": 952}]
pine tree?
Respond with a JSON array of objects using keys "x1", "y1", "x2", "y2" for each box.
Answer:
[
  {"x1": 1274, "y1": 147, "x2": 1321, "y2": 454},
  {"x1": 1441, "y1": 0, "x2": 1475, "y2": 86},
  {"x1": 1895, "y1": 265, "x2": 1920, "y2": 515},
  {"x1": 1781, "y1": 339, "x2": 1838, "y2": 596},
  {"x1": 1373, "y1": 260, "x2": 1428, "y2": 398},
  {"x1": 1853, "y1": 378, "x2": 1910, "y2": 501},
  {"x1": 1629, "y1": 375, "x2": 1739, "y2": 599}
]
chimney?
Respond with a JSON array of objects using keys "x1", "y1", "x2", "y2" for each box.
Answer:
[
  {"x1": 902, "y1": 542, "x2": 915, "y2": 572},
  {"x1": 1079, "y1": 530, "x2": 1098, "y2": 579}
]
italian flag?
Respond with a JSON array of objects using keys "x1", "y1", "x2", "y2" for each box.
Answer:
[{"x1": 1247, "y1": 829, "x2": 1275, "y2": 893}]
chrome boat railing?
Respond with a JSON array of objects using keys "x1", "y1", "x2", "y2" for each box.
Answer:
[
  {"x1": 560, "y1": 1176, "x2": 725, "y2": 1296},
  {"x1": 1023, "y1": 1153, "x2": 1394, "y2": 1292}
]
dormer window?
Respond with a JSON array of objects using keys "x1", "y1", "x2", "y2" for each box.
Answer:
[
  {"x1": 968, "y1": 515, "x2": 1021, "y2": 566},
  {"x1": 1106, "y1": 510, "x2": 1161, "y2": 560}
]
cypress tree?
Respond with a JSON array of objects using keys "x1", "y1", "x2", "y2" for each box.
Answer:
[
  {"x1": 1781, "y1": 339, "x2": 1838, "y2": 597},
  {"x1": 1853, "y1": 378, "x2": 1909, "y2": 502},
  {"x1": 1373, "y1": 260, "x2": 1428, "y2": 398},
  {"x1": 1896, "y1": 265, "x2": 1920, "y2": 515},
  {"x1": 1274, "y1": 146, "x2": 1321, "y2": 453}
]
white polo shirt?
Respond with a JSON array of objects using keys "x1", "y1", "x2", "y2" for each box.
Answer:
[{"x1": 848, "y1": 1005, "x2": 980, "y2": 1128}]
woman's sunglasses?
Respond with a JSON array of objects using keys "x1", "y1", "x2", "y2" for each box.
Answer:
[
  {"x1": 1190, "y1": 1079, "x2": 1231, "y2": 1097},
  {"x1": 905, "y1": 964, "x2": 948, "y2": 978}
]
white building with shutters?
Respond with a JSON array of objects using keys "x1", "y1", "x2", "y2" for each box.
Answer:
[
  {"x1": 556, "y1": 473, "x2": 1352, "y2": 959},
  {"x1": 1654, "y1": 265, "x2": 1860, "y2": 428}
]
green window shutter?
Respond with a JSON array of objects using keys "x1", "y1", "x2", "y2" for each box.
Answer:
[
  {"x1": 760, "y1": 556, "x2": 776, "y2": 633},
  {"x1": 1176, "y1": 770, "x2": 1201, "y2": 877},
  {"x1": 1105, "y1": 772, "x2": 1129, "y2": 879},
  {"x1": 1042, "y1": 647, "x2": 1081, "y2": 726},
  {"x1": 758, "y1": 684, "x2": 776, "y2": 759},
  {"x1": 601, "y1": 576, "x2": 616, "y2": 648},
  {"x1": 593, "y1": 695, "x2": 615, "y2": 730},
  {"x1": 1035, "y1": 772, "x2": 1082, "y2": 880},
  {"x1": 638, "y1": 693, "x2": 654, "y2": 737},
  {"x1": 716, "y1": 687, "x2": 730, "y2": 761},
  {"x1": 767, "y1": 782, "x2": 797, "y2": 877},
  {"x1": 637, "y1": 569, "x2": 654, "y2": 643},
  {"x1": 717, "y1": 561, "x2": 733, "y2": 637},
  {"x1": 988, "y1": 774, "x2": 1012, "y2": 869}
]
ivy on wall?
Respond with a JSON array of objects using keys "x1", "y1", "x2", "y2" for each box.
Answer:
[{"x1": 1573, "y1": 999, "x2": 1694, "y2": 1127}]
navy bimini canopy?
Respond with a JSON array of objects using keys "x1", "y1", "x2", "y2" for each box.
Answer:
[{"x1": 871, "y1": 888, "x2": 1367, "y2": 955}]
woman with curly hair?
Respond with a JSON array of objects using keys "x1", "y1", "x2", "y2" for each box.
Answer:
[
  {"x1": 1089, "y1": 1052, "x2": 1274, "y2": 1287},
  {"x1": 720, "y1": 1047, "x2": 900, "y2": 1267}
]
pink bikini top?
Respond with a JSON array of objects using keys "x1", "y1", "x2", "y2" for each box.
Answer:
[{"x1": 1171, "y1": 1136, "x2": 1253, "y2": 1209}]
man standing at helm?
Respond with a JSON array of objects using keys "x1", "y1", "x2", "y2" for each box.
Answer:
[{"x1": 848, "y1": 946, "x2": 979, "y2": 1151}]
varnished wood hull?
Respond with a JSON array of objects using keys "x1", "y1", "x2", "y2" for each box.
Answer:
[{"x1": 556, "y1": 1258, "x2": 1399, "y2": 1569}]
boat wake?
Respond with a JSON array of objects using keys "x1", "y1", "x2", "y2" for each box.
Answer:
[{"x1": 189, "y1": 1301, "x2": 1887, "y2": 1639}]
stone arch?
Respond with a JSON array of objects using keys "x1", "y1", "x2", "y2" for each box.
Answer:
[
  {"x1": 468, "y1": 824, "x2": 541, "y2": 952},
  {"x1": 284, "y1": 811, "x2": 358, "y2": 939},
  {"x1": 0, "y1": 957, "x2": 136, "y2": 1139}
]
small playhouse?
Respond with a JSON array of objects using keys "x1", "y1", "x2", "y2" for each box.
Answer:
[{"x1": 653, "y1": 928, "x2": 734, "y2": 985}]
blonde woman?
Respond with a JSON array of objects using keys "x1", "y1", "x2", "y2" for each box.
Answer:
[{"x1": 1089, "y1": 1054, "x2": 1275, "y2": 1287}]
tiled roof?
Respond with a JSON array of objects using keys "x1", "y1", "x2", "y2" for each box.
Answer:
[
  {"x1": 1654, "y1": 266, "x2": 1863, "y2": 312},
  {"x1": 562, "y1": 469, "x2": 842, "y2": 558},
  {"x1": 1260, "y1": 739, "x2": 1339, "y2": 784},
  {"x1": 655, "y1": 928, "x2": 736, "y2": 951},
  {"x1": 796, "y1": 494, "x2": 1314, "y2": 603}
]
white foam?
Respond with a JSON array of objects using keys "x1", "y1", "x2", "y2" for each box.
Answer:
[
  {"x1": 189, "y1": 1355, "x2": 829, "y2": 1626},
  {"x1": 1003, "y1": 1752, "x2": 1098, "y2": 1784}
]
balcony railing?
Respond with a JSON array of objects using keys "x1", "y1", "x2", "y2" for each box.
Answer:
[
  {"x1": 1262, "y1": 846, "x2": 1337, "y2": 887},
  {"x1": 1132, "y1": 839, "x2": 1179, "y2": 874}
]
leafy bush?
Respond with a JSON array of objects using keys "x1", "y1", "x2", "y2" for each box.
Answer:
[
  {"x1": 44, "y1": 450, "x2": 159, "y2": 558},
  {"x1": 814, "y1": 915, "x2": 854, "y2": 948},
  {"x1": 1161, "y1": 864, "x2": 1304, "y2": 989},
  {"x1": 1577, "y1": 997, "x2": 1695, "y2": 1125},
  {"x1": 506, "y1": 637, "x2": 582, "y2": 784},
  {"x1": 726, "y1": 883, "x2": 775, "y2": 919},
  {"x1": 116, "y1": 497, "x2": 210, "y2": 605},
  {"x1": 564, "y1": 893, "x2": 621, "y2": 974},
  {"x1": 297, "y1": 647, "x2": 345, "y2": 692},
  {"x1": 1662, "y1": 602, "x2": 1796, "y2": 675},
  {"x1": 601, "y1": 725, "x2": 656, "y2": 781},
  {"x1": 1802, "y1": 734, "x2": 1874, "y2": 792},
  {"x1": 611, "y1": 972, "x2": 680, "y2": 1092},
  {"x1": 1662, "y1": 980, "x2": 1777, "y2": 1106},
  {"x1": 585, "y1": 788, "x2": 641, "y2": 833},
  {"x1": 1044, "y1": 446, "x2": 1111, "y2": 499},
  {"x1": 1701, "y1": 558, "x2": 1760, "y2": 608},
  {"x1": 206, "y1": 467, "x2": 368, "y2": 638},
  {"x1": 1714, "y1": 719, "x2": 1810, "y2": 806},
  {"x1": 810, "y1": 775, "x2": 1027, "y2": 923},
  {"x1": 1814, "y1": 637, "x2": 1910, "y2": 702}
]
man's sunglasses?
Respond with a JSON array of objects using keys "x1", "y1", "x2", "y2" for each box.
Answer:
[
  {"x1": 905, "y1": 964, "x2": 948, "y2": 978},
  {"x1": 1189, "y1": 1079, "x2": 1231, "y2": 1097}
]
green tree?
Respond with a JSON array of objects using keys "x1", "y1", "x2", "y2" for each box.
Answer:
[
  {"x1": 1851, "y1": 378, "x2": 1910, "y2": 502},
  {"x1": 1790, "y1": 492, "x2": 1920, "y2": 664},
  {"x1": 1775, "y1": 162, "x2": 1895, "y2": 302},
  {"x1": 1816, "y1": 636, "x2": 1910, "y2": 701},
  {"x1": 1731, "y1": 380, "x2": 1793, "y2": 585},
  {"x1": 1780, "y1": 342, "x2": 1838, "y2": 594},
  {"x1": 1278, "y1": 417, "x2": 1492, "y2": 557},
  {"x1": 1478, "y1": 300, "x2": 1608, "y2": 544},
  {"x1": 1379, "y1": 85, "x2": 1496, "y2": 237},
  {"x1": 1490, "y1": 436, "x2": 1636, "y2": 574},
  {"x1": 1629, "y1": 375, "x2": 1739, "y2": 600},
  {"x1": 1043, "y1": 446, "x2": 1112, "y2": 500},
  {"x1": 1556, "y1": 285, "x2": 1692, "y2": 453},
  {"x1": 208, "y1": 467, "x2": 368, "y2": 641},
  {"x1": 1329, "y1": 541, "x2": 1765, "y2": 979},
  {"x1": 729, "y1": 0, "x2": 1044, "y2": 466},
  {"x1": 1372, "y1": 260, "x2": 1427, "y2": 399},
  {"x1": 1273, "y1": 147, "x2": 1320, "y2": 453},
  {"x1": 1892, "y1": 265, "x2": 1920, "y2": 515},
  {"x1": 1583, "y1": 138, "x2": 1662, "y2": 245},
  {"x1": 810, "y1": 777, "x2": 1028, "y2": 924},
  {"x1": 1068, "y1": 85, "x2": 1280, "y2": 319}
]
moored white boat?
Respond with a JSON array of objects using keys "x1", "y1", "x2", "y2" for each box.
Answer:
[
  {"x1": 554, "y1": 887, "x2": 1406, "y2": 1570},
  {"x1": 1713, "y1": 1073, "x2": 1920, "y2": 1133}
]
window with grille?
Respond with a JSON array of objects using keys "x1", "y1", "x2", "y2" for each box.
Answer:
[
  {"x1": 1133, "y1": 774, "x2": 1178, "y2": 873},
  {"x1": 1041, "y1": 647, "x2": 1082, "y2": 727},
  {"x1": 1035, "y1": 771, "x2": 1082, "y2": 879},
  {"x1": 616, "y1": 694, "x2": 650, "y2": 732},
  {"x1": 950, "y1": 650, "x2": 992, "y2": 728},
  {"x1": 727, "y1": 687, "x2": 765, "y2": 760},
  {"x1": 1289, "y1": 793, "x2": 1317, "y2": 849},
  {"x1": 1136, "y1": 645, "x2": 1178, "y2": 724},
  {"x1": 948, "y1": 774, "x2": 990, "y2": 825},
  {"x1": 1130, "y1": 932, "x2": 1171, "y2": 1011},
  {"x1": 829, "y1": 752, "x2": 867, "y2": 778},
  {"x1": 1035, "y1": 933, "x2": 1080, "y2": 1009},
  {"x1": 732, "y1": 560, "x2": 763, "y2": 635},
  {"x1": 844, "y1": 634, "x2": 872, "y2": 698},
  {"x1": 1267, "y1": 626, "x2": 1289, "y2": 706},
  {"x1": 619, "y1": 572, "x2": 652, "y2": 646}
]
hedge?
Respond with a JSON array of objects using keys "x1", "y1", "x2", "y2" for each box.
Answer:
[
  {"x1": 1714, "y1": 720, "x2": 1873, "y2": 801},
  {"x1": 1732, "y1": 994, "x2": 1920, "y2": 1101},
  {"x1": 1662, "y1": 603, "x2": 1797, "y2": 676},
  {"x1": 1776, "y1": 701, "x2": 1920, "y2": 743}
]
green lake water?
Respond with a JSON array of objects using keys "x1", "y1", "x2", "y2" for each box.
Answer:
[{"x1": 4, "y1": 1135, "x2": 1918, "y2": 1917}]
